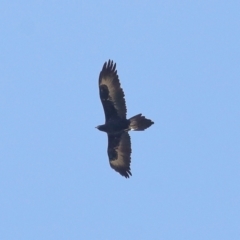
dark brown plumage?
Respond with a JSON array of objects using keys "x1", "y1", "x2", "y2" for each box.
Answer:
[{"x1": 96, "y1": 60, "x2": 154, "y2": 178}]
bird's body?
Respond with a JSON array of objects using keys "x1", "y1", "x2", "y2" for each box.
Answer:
[
  {"x1": 97, "y1": 118, "x2": 129, "y2": 134},
  {"x1": 97, "y1": 60, "x2": 154, "y2": 178}
]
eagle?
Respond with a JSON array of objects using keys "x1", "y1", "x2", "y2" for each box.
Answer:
[{"x1": 96, "y1": 60, "x2": 154, "y2": 178}]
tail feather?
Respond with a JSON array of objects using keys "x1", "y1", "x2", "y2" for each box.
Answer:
[{"x1": 129, "y1": 114, "x2": 154, "y2": 131}]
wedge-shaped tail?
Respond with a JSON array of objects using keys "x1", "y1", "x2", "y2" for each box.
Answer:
[{"x1": 129, "y1": 114, "x2": 154, "y2": 131}]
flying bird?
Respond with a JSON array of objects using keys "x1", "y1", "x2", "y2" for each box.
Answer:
[{"x1": 96, "y1": 60, "x2": 154, "y2": 178}]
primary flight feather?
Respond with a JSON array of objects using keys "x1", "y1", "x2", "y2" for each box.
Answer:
[{"x1": 96, "y1": 60, "x2": 154, "y2": 178}]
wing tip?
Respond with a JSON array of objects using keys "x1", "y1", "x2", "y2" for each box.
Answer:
[
  {"x1": 119, "y1": 168, "x2": 132, "y2": 178},
  {"x1": 120, "y1": 170, "x2": 132, "y2": 178},
  {"x1": 102, "y1": 59, "x2": 116, "y2": 73}
]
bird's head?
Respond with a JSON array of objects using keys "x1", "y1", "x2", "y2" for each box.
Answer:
[{"x1": 96, "y1": 124, "x2": 107, "y2": 132}]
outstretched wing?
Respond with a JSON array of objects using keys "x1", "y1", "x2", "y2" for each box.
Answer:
[
  {"x1": 107, "y1": 132, "x2": 132, "y2": 178},
  {"x1": 99, "y1": 60, "x2": 127, "y2": 122}
]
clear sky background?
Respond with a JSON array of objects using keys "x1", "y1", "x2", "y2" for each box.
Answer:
[{"x1": 0, "y1": 1, "x2": 239, "y2": 239}]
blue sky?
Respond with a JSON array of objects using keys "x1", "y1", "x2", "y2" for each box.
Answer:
[{"x1": 1, "y1": 1, "x2": 239, "y2": 239}]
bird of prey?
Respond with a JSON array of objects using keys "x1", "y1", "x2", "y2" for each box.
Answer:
[{"x1": 96, "y1": 60, "x2": 154, "y2": 178}]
